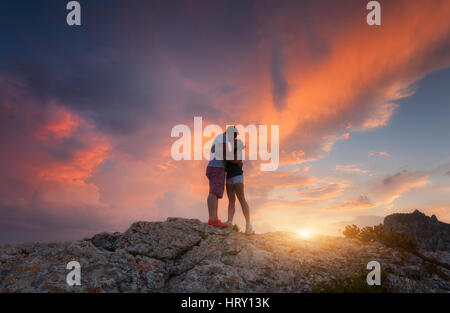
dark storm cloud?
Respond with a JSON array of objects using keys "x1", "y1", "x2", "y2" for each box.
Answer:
[
  {"x1": 270, "y1": 44, "x2": 289, "y2": 110},
  {"x1": 3, "y1": 0, "x2": 264, "y2": 137},
  {"x1": 383, "y1": 170, "x2": 408, "y2": 186},
  {"x1": 44, "y1": 137, "x2": 86, "y2": 162},
  {"x1": 0, "y1": 74, "x2": 87, "y2": 163},
  {"x1": 3, "y1": 0, "x2": 355, "y2": 140},
  {"x1": 0, "y1": 200, "x2": 114, "y2": 244},
  {"x1": 215, "y1": 85, "x2": 236, "y2": 95},
  {"x1": 148, "y1": 1, "x2": 260, "y2": 80},
  {"x1": 182, "y1": 93, "x2": 221, "y2": 119},
  {"x1": 356, "y1": 195, "x2": 372, "y2": 205},
  {"x1": 11, "y1": 56, "x2": 164, "y2": 135}
]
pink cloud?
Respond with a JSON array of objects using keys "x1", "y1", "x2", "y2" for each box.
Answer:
[
  {"x1": 336, "y1": 164, "x2": 370, "y2": 175},
  {"x1": 298, "y1": 183, "x2": 345, "y2": 200},
  {"x1": 369, "y1": 151, "x2": 392, "y2": 158}
]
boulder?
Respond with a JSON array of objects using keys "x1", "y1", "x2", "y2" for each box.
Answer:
[{"x1": 384, "y1": 210, "x2": 450, "y2": 252}]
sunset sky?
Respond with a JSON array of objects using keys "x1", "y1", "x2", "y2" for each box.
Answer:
[{"x1": 1, "y1": 0, "x2": 450, "y2": 243}]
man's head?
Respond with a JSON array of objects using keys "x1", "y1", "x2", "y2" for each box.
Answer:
[{"x1": 225, "y1": 125, "x2": 239, "y2": 142}]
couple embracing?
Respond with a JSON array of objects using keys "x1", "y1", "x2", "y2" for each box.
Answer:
[{"x1": 205, "y1": 126, "x2": 254, "y2": 234}]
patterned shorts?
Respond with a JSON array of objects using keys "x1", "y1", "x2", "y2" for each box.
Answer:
[{"x1": 206, "y1": 166, "x2": 225, "y2": 199}]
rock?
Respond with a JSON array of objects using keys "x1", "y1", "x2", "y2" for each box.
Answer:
[
  {"x1": 91, "y1": 232, "x2": 120, "y2": 251},
  {"x1": 384, "y1": 210, "x2": 450, "y2": 252},
  {"x1": 0, "y1": 217, "x2": 449, "y2": 293}
]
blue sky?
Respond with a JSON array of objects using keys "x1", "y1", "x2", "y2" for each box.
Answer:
[{"x1": 314, "y1": 67, "x2": 450, "y2": 176}]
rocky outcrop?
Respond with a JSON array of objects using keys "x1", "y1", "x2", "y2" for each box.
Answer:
[
  {"x1": 1, "y1": 217, "x2": 449, "y2": 293},
  {"x1": 384, "y1": 210, "x2": 450, "y2": 252}
]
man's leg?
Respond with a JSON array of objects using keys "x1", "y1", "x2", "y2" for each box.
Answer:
[
  {"x1": 206, "y1": 166, "x2": 226, "y2": 227},
  {"x1": 226, "y1": 183, "x2": 236, "y2": 223},
  {"x1": 207, "y1": 193, "x2": 218, "y2": 221}
]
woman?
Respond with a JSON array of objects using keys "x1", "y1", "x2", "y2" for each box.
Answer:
[{"x1": 225, "y1": 136, "x2": 254, "y2": 234}]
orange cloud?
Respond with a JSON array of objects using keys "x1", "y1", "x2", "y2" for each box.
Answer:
[
  {"x1": 338, "y1": 133, "x2": 350, "y2": 140},
  {"x1": 298, "y1": 183, "x2": 345, "y2": 200},
  {"x1": 373, "y1": 171, "x2": 430, "y2": 206},
  {"x1": 232, "y1": 0, "x2": 450, "y2": 162},
  {"x1": 0, "y1": 76, "x2": 111, "y2": 223},
  {"x1": 34, "y1": 105, "x2": 80, "y2": 141},
  {"x1": 301, "y1": 165, "x2": 312, "y2": 173},
  {"x1": 369, "y1": 151, "x2": 392, "y2": 158},
  {"x1": 325, "y1": 170, "x2": 430, "y2": 212},
  {"x1": 336, "y1": 164, "x2": 370, "y2": 175},
  {"x1": 326, "y1": 195, "x2": 375, "y2": 211}
]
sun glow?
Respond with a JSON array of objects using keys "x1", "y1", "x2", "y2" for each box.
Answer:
[{"x1": 297, "y1": 230, "x2": 313, "y2": 239}]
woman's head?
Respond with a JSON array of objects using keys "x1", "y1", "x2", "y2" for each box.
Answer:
[{"x1": 236, "y1": 139, "x2": 245, "y2": 151}]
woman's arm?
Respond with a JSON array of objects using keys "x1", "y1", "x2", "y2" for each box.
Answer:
[{"x1": 222, "y1": 143, "x2": 243, "y2": 165}]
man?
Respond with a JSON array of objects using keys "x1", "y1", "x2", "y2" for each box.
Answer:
[{"x1": 206, "y1": 126, "x2": 242, "y2": 227}]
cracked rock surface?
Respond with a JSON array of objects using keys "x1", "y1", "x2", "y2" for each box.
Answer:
[{"x1": 1, "y1": 217, "x2": 449, "y2": 292}]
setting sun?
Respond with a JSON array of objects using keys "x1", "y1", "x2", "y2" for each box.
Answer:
[{"x1": 297, "y1": 230, "x2": 313, "y2": 239}]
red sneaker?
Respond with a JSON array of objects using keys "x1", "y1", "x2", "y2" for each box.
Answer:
[{"x1": 208, "y1": 218, "x2": 228, "y2": 228}]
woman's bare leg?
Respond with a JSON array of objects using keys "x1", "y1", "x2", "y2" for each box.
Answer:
[
  {"x1": 234, "y1": 183, "x2": 250, "y2": 225},
  {"x1": 226, "y1": 183, "x2": 236, "y2": 223}
]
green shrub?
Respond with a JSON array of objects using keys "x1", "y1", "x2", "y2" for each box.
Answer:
[
  {"x1": 343, "y1": 223, "x2": 418, "y2": 253},
  {"x1": 343, "y1": 224, "x2": 360, "y2": 239},
  {"x1": 359, "y1": 226, "x2": 378, "y2": 242},
  {"x1": 380, "y1": 228, "x2": 418, "y2": 253},
  {"x1": 372, "y1": 224, "x2": 385, "y2": 239}
]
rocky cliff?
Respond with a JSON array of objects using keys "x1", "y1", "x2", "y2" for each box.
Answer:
[
  {"x1": 384, "y1": 210, "x2": 450, "y2": 252},
  {"x1": 1, "y1": 217, "x2": 449, "y2": 293}
]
